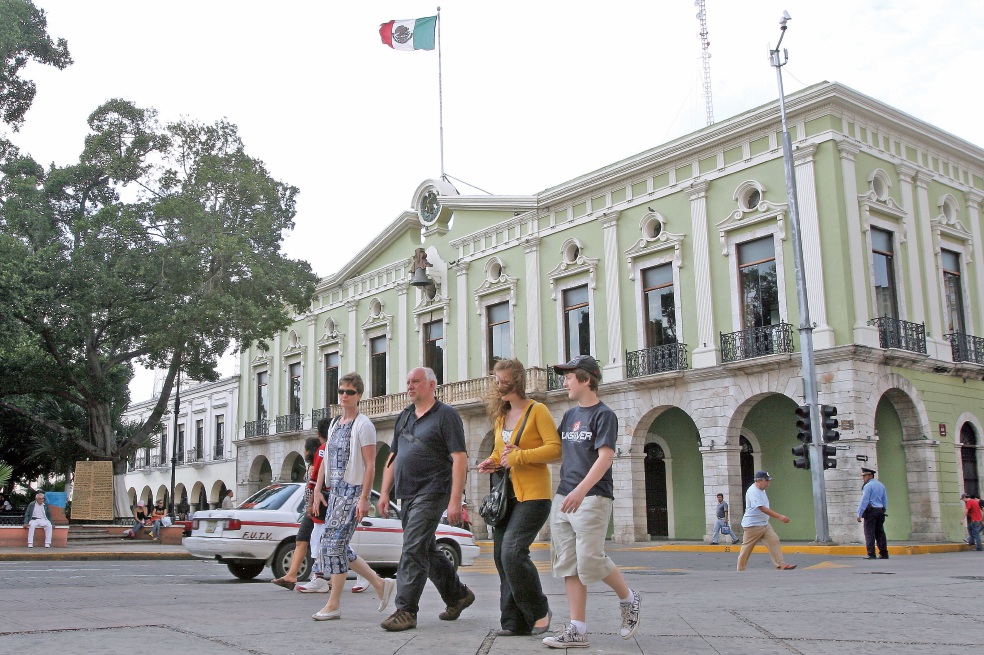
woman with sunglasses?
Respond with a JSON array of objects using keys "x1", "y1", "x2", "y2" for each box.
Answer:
[
  {"x1": 478, "y1": 358, "x2": 562, "y2": 637},
  {"x1": 310, "y1": 373, "x2": 395, "y2": 620}
]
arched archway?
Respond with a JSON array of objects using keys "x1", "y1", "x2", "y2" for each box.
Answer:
[
  {"x1": 644, "y1": 442, "x2": 667, "y2": 537},
  {"x1": 127, "y1": 488, "x2": 137, "y2": 509},
  {"x1": 210, "y1": 480, "x2": 227, "y2": 507},
  {"x1": 190, "y1": 481, "x2": 207, "y2": 512},
  {"x1": 961, "y1": 423, "x2": 979, "y2": 498},
  {"x1": 281, "y1": 451, "x2": 305, "y2": 483},
  {"x1": 248, "y1": 455, "x2": 272, "y2": 496},
  {"x1": 140, "y1": 486, "x2": 153, "y2": 506}
]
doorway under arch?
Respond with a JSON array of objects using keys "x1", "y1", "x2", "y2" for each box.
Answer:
[
  {"x1": 739, "y1": 435, "x2": 754, "y2": 494},
  {"x1": 961, "y1": 422, "x2": 979, "y2": 498},
  {"x1": 644, "y1": 442, "x2": 668, "y2": 537}
]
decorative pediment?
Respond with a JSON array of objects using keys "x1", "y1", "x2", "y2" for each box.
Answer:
[
  {"x1": 474, "y1": 272, "x2": 519, "y2": 314},
  {"x1": 715, "y1": 200, "x2": 787, "y2": 256},
  {"x1": 413, "y1": 292, "x2": 451, "y2": 328},
  {"x1": 361, "y1": 308, "x2": 393, "y2": 344},
  {"x1": 931, "y1": 213, "x2": 973, "y2": 263},
  {"x1": 281, "y1": 330, "x2": 305, "y2": 360},
  {"x1": 317, "y1": 316, "x2": 343, "y2": 348},
  {"x1": 859, "y1": 191, "x2": 907, "y2": 242},
  {"x1": 547, "y1": 255, "x2": 599, "y2": 300},
  {"x1": 625, "y1": 211, "x2": 685, "y2": 278},
  {"x1": 249, "y1": 353, "x2": 270, "y2": 369}
]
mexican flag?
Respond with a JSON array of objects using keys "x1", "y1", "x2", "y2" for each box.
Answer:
[{"x1": 379, "y1": 16, "x2": 437, "y2": 51}]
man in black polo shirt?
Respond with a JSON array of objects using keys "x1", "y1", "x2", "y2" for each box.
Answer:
[{"x1": 378, "y1": 367, "x2": 473, "y2": 632}]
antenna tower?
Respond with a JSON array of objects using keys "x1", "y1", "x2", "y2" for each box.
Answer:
[{"x1": 695, "y1": 0, "x2": 713, "y2": 125}]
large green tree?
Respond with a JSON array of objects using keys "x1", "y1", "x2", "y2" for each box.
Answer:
[{"x1": 0, "y1": 99, "x2": 317, "y2": 514}]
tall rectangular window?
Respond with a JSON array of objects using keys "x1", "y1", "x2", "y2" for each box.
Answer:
[
  {"x1": 642, "y1": 264, "x2": 676, "y2": 347},
  {"x1": 195, "y1": 419, "x2": 204, "y2": 459},
  {"x1": 563, "y1": 285, "x2": 591, "y2": 360},
  {"x1": 370, "y1": 336, "x2": 387, "y2": 398},
  {"x1": 177, "y1": 425, "x2": 185, "y2": 464},
  {"x1": 871, "y1": 227, "x2": 899, "y2": 319},
  {"x1": 424, "y1": 320, "x2": 444, "y2": 385},
  {"x1": 324, "y1": 352, "x2": 340, "y2": 407},
  {"x1": 159, "y1": 425, "x2": 167, "y2": 463},
  {"x1": 214, "y1": 415, "x2": 224, "y2": 460},
  {"x1": 288, "y1": 362, "x2": 302, "y2": 415},
  {"x1": 738, "y1": 237, "x2": 779, "y2": 328},
  {"x1": 942, "y1": 249, "x2": 966, "y2": 334},
  {"x1": 256, "y1": 371, "x2": 268, "y2": 421},
  {"x1": 487, "y1": 301, "x2": 511, "y2": 371}
]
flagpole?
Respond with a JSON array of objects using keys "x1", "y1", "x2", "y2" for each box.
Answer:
[{"x1": 437, "y1": 6, "x2": 446, "y2": 181}]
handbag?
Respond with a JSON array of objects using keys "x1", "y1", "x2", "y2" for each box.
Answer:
[
  {"x1": 720, "y1": 524, "x2": 731, "y2": 535},
  {"x1": 479, "y1": 402, "x2": 536, "y2": 527}
]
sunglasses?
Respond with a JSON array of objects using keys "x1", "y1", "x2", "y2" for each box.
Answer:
[{"x1": 338, "y1": 389, "x2": 359, "y2": 396}]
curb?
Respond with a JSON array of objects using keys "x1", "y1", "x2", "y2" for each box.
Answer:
[
  {"x1": 622, "y1": 543, "x2": 972, "y2": 556},
  {"x1": 0, "y1": 550, "x2": 196, "y2": 562}
]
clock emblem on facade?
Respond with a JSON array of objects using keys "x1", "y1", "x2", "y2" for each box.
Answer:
[
  {"x1": 419, "y1": 189, "x2": 441, "y2": 225},
  {"x1": 412, "y1": 179, "x2": 457, "y2": 229}
]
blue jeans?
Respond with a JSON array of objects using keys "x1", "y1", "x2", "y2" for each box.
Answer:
[
  {"x1": 970, "y1": 520, "x2": 983, "y2": 551},
  {"x1": 493, "y1": 498, "x2": 551, "y2": 633},
  {"x1": 712, "y1": 517, "x2": 737, "y2": 544},
  {"x1": 394, "y1": 492, "x2": 468, "y2": 615}
]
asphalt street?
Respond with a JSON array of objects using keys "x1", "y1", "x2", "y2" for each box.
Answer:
[{"x1": 1, "y1": 546, "x2": 981, "y2": 654}]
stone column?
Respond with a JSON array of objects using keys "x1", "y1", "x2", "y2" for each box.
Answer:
[
  {"x1": 688, "y1": 181, "x2": 719, "y2": 367},
  {"x1": 612, "y1": 452, "x2": 647, "y2": 542},
  {"x1": 598, "y1": 210, "x2": 624, "y2": 381},
  {"x1": 304, "y1": 315, "x2": 316, "y2": 428},
  {"x1": 395, "y1": 282, "x2": 409, "y2": 386},
  {"x1": 902, "y1": 440, "x2": 944, "y2": 541},
  {"x1": 345, "y1": 298, "x2": 358, "y2": 375},
  {"x1": 523, "y1": 236, "x2": 543, "y2": 367},
  {"x1": 700, "y1": 439, "x2": 741, "y2": 542},
  {"x1": 793, "y1": 144, "x2": 834, "y2": 348}
]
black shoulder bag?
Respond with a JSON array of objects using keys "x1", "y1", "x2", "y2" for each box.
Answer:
[{"x1": 479, "y1": 402, "x2": 536, "y2": 528}]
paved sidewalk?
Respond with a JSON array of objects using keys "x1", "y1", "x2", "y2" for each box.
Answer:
[{"x1": 0, "y1": 538, "x2": 970, "y2": 561}]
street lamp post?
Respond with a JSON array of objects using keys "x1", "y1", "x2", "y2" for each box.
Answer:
[
  {"x1": 769, "y1": 12, "x2": 831, "y2": 543},
  {"x1": 168, "y1": 357, "x2": 181, "y2": 520}
]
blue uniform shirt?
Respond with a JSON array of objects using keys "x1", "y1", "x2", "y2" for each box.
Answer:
[{"x1": 857, "y1": 478, "x2": 888, "y2": 518}]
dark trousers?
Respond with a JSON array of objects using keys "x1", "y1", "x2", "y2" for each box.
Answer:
[
  {"x1": 492, "y1": 498, "x2": 551, "y2": 633},
  {"x1": 863, "y1": 506, "x2": 887, "y2": 557},
  {"x1": 395, "y1": 492, "x2": 467, "y2": 615}
]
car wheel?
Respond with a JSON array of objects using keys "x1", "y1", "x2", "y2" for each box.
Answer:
[
  {"x1": 436, "y1": 540, "x2": 460, "y2": 570},
  {"x1": 272, "y1": 540, "x2": 312, "y2": 581},
  {"x1": 226, "y1": 560, "x2": 266, "y2": 580}
]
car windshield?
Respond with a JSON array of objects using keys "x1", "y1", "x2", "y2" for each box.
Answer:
[{"x1": 238, "y1": 484, "x2": 297, "y2": 510}]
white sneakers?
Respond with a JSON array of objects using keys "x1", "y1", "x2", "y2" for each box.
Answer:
[
  {"x1": 542, "y1": 623, "x2": 588, "y2": 648},
  {"x1": 297, "y1": 577, "x2": 331, "y2": 593},
  {"x1": 619, "y1": 589, "x2": 642, "y2": 639}
]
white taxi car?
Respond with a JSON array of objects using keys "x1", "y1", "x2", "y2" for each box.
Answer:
[{"x1": 183, "y1": 482, "x2": 480, "y2": 580}]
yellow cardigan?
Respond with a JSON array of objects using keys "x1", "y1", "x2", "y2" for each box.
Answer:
[{"x1": 488, "y1": 402, "x2": 562, "y2": 502}]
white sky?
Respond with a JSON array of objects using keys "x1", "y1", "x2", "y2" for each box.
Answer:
[{"x1": 10, "y1": 0, "x2": 983, "y2": 399}]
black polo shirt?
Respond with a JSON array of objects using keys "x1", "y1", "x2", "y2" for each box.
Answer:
[{"x1": 389, "y1": 400, "x2": 467, "y2": 499}]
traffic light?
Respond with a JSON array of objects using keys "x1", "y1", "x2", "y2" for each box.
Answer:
[
  {"x1": 792, "y1": 404, "x2": 811, "y2": 469},
  {"x1": 822, "y1": 444, "x2": 837, "y2": 469},
  {"x1": 820, "y1": 405, "x2": 840, "y2": 442}
]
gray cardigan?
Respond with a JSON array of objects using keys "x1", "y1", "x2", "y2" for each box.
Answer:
[{"x1": 23, "y1": 500, "x2": 53, "y2": 525}]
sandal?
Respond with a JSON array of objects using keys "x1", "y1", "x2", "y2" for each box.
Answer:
[
  {"x1": 779, "y1": 564, "x2": 797, "y2": 570},
  {"x1": 271, "y1": 577, "x2": 296, "y2": 590}
]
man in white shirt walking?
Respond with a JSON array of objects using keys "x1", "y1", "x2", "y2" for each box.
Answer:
[
  {"x1": 23, "y1": 492, "x2": 53, "y2": 548},
  {"x1": 736, "y1": 471, "x2": 796, "y2": 571}
]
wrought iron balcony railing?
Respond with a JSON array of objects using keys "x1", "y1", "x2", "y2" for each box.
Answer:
[
  {"x1": 213, "y1": 443, "x2": 225, "y2": 460},
  {"x1": 868, "y1": 317, "x2": 927, "y2": 354},
  {"x1": 276, "y1": 414, "x2": 303, "y2": 433},
  {"x1": 311, "y1": 407, "x2": 334, "y2": 424},
  {"x1": 245, "y1": 419, "x2": 269, "y2": 439},
  {"x1": 945, "y1": 332, "x2": 984, "y2": 365},
  {"x1": 186, "y1": 448, "x2": 203, "y2": 463},
  {"x1": 626, "y1": 343, "x2": 689, "y2": 378},
  {"x1": 720, "y1": 323, "x2": 794, "y2": 363},
  {"x1": 546, "y1": 368, "x2": 565, "y2": 391}
]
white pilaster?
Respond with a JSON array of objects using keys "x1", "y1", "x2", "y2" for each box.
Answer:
[
  {"x1": 396, "y1": 283, "x2": 409, "y2": 385},
  {"x1": 838, "y1": 142, "x2": 878, "y2": 346},
  {"x1": 966, "y1": 190, "x2": 984, "y2": 336},
  {"x1": 688, "y1": 181, "x2": 719, "y2": 367},
  {"x1": 304, "y1": 315, "x2": 316, "y2": 427},
  {"x1": 896, "y1": 164, "x2": 926, "y2": 326},
  {"x1": 599, "y1": 210, "x2": 624, "y2": 381},
  {"x1": 793, "y1": 144, "x2": 834, "y2": 348},
  {"x1": 523, "y1": 237, "x2": 543, "y2": 367},
  {"x1": 914, "y1": 172, "x2": 947, "y2": 357},
  {"x1": 454, "y1": 261, "x2": 470, "y2": 380}
]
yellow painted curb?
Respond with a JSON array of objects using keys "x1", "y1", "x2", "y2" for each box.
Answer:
[{"x1": 620, "y1": 543, "x2": 972, "y2": 556}]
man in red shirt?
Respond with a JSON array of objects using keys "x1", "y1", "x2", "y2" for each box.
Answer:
[{"x1": 963, "y1": 493, "x2": 982, "y2": 552}]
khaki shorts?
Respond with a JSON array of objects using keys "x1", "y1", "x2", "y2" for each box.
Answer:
[{"x1": 550, "y1": 493, "x2": 617, "y2": 585}]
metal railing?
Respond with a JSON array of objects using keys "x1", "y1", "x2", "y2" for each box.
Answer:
[
  {"x1": 546, "y1": 368, "x2": 565, "y2": 391},
  {"x1": 868, "y1": 317, "x2": 927, "y2": 354},
  {"x1": 245, "y1": 419, "x2": 269, "y2": 438},
  {"x1": 946, "y1": 332, "x2": 984, "y2": 365},
  {"x1": 720, "y1": 323, "x2": 794, "y2": 363},
  {"x1": 311, "y1": 407, "x2": 335, "y2": 424},
  {"x1": 626, "y1": 343, "x2": 689, "y2": 378},
  {"x1": 186, "y1": 448, "x2": 203, "y2": 463},
  {"x1": 275, "y1": 414, "x2": 303, "y2": 433},
  {"x1": 213, "y1": 443, "x2": 225, "y2": 460}
]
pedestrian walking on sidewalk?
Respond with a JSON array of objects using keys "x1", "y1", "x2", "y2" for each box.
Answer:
[
  {"x1": 308, "y1": 372, "x2": 395, "y2": 621},
  {"x1": 736, "y1": 471, "x2": 796, "y2": 571},
  {"x1": 24, "y1": 492, "x2": 53, "y2": 548},
  {"x1": 541, "y1": 355, "x2": 641, "y2": 649},
  {"x1": 377, "y1": 367, "x2": 473, "y2": 632},
  {"x1": 711, "y1": 493, "x2": 739, "y2": 545},
  {"x1": 857, "y1": 468, "x2": 888, "y2": 559},
  {"x1": 477, "y1": 358, "x2": 561, "y2": 637},
  {"x1": 963, "y1": 493, "x2": 983, "y2": 552}
]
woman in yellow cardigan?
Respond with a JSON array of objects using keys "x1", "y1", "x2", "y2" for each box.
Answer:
[{"x1": 478, "y1": 359, "x2": 562, "y2": 637}]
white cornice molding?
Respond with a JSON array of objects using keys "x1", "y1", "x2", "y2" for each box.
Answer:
[{"x1": 441, "y1": 195, "x2": 538, "y2": 211}]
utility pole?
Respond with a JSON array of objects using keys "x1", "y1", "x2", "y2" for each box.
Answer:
[{"x1": 769, "y1": 12, "x2": 831, "y2": 543}]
